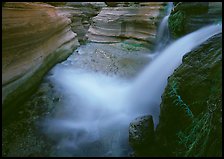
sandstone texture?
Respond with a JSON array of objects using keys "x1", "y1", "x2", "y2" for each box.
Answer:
[
  {"x1": 55, "y1": 2, "x2": 106, "y2": 43},
  {"x1": 87, "y1": 2, "x2": 167, "y2": 49},
  {"x1": 2, "y1": 2, "x2": 80, "y2": 119}
]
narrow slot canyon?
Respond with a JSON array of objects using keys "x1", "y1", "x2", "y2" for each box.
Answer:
[{"x1": 2, "y1": 2, "x2": 222, "y2": 157}]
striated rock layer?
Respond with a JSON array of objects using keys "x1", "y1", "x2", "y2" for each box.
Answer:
[
  {"x1": 55, "y1": 2, "x2": 106, "y2": 43},
  {"x1": 2, "y1": 2, "x2": 80, "y2": 121},
  {"x1": 87, "y1": 2, "x2": 167, "y2": 49}
]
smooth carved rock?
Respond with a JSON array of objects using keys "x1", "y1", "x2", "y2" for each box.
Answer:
[
  {"x1": 2, "y1": 2, "x2": 80, "y2": 119},
  {"x1": 87, "y1": 2, "x2": 166, "y2": 49},
  {"x1": 55, "y1": 2, "x2": 106, "y2": 43}
]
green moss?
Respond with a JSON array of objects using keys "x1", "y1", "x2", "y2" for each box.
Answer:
[
  {"x1": 168, "y1": 80, "x2": 194, "y2": 119},
  {"x1": 168, "y1": 11, "x2": 186, "y2": 38},
  {"x1": 176, "y1": 112, "x2": 211, "y2": 157},
  {"x1": 153, "y1": 34, "x2": 222, "y2": 157},
  {"x1": 168, "y1": 78, "x2": 221, "y2": 157},
  {"x1": 120, "y1": 41, "x2": 145, "y2": 51},
  {"x1": 45, "y1": 2, "x2": 66, "y2": 7}
]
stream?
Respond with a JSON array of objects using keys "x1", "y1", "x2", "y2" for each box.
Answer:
[{"x1": 2, "y1": 3, "x2": 222, "y2": 157}]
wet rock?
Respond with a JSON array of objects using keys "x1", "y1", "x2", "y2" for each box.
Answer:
[
  {"x1": 169, "y1": 2, "x2": 222, "y2": 38},
  {"x1": 128, "y1": 33, "x2": 222, "y2": 157},
  {"x1": 129, "y1": 115, "x2": 155, "y2": 156},
  {"x1": 155, "y1": 33, "x2": 222, "y2": 156},
  {"x1": 70, "y1": 43, "x2": 151, "y2": 79}
]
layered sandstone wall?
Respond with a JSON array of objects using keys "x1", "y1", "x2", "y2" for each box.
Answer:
[
  {"x1": 87, "y1": 2, "x2": 167, "y2": 49},
  {"x1": 2, "y1": 2, "x2": 80, "y2": 115},
  {"x1": 56, "y1": 2, "x2": 106, "y2": 43}
]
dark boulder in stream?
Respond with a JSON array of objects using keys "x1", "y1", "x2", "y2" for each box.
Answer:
[{"x1": 129, "y1": 115, "x2": 155, "y2": 156}]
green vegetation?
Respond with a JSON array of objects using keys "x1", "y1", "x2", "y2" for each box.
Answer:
[
  {"x1": 168, "y1": 11, "x2": 186, "y2": 38},
  {"x1": 176, "y1": 111, "x2": 212, "y2": 157},
  {"x1": 45, "y1": 2, "x2": 66, "y2": 7},
  {"x1": 168, "y1": 79, "x2": 221, "y2": 157},
  {"x1": 120, "y1": 41, "x2": 144, "y2": 51},
  {"x1": 168, "y1": 80, "x2": 194, "y2": 119}
]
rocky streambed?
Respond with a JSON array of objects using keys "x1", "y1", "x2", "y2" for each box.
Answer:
[
  {"x1": 2, "y1": 42, "x2": 153, "y2": 157},
  {"x1": 2, "y1": 2, "x2": 222, "y2": 157}
]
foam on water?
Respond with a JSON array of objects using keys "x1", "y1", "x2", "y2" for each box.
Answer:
[{"x1": 41, "y1": 22, "x2": 222, "y2": 156}]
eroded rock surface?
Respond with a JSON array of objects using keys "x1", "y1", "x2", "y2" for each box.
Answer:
[
  {"x1": 87, "y1": 2, "x2": 167, "y2": 50},
  {"x1": 56, "y1": 2, "x2": 106, "y2": 43},
  {"x1": 2, "y1": 2, "x2": 80, "y2": 120},
  {"x1": 66, "y1": 42, "x2": 151, "y2": 79}
]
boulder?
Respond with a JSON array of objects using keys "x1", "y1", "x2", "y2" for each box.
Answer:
[{"x1": 129, "y1": 115, "x2": 156, "y2": 156}]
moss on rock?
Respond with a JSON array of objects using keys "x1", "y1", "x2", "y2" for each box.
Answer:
[
  {"x1": 168, "y1": 10, "x2": 186, "y2": 38},
  {"x1": 129, "y1": 33, "x2": 222, "y2": 157},
  {"x1": 156, "y1": 33, "x2": 222, "y2": 157}
]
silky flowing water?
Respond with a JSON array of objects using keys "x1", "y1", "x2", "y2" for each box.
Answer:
[
  {"x1": 2, "y1": 3, "x2": 222, "y2": 157},
  {"x1": 42, "y1": 23, "x2": 222, "y2": 157}
]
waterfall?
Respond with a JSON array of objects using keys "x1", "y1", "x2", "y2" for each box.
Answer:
[
  {"x1": 130, "y1": 24, "x2": 222, "y2": 126},
  {"x1": 40, "y1": 20, "x2": 222, "y2": 157},
  {"x1": 155, "y1": 2, "x2": 174, "y2": 52}
]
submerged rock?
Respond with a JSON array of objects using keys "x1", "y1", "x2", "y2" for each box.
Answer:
[{"x1": 69, "y1": 43, "x2": 151, "y2": 79}]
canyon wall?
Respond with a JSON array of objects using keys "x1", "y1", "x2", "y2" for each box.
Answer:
[
  {"x1": 87, "y1": 2, "x2": 167, "y2": 49},
  {"x1": 55, "y1": 2, "x2": 106, "y2": 43},
  {"x1": 2, "y1": 2, "x2": 80, "y2": 119},
  {"x1": 2, "y1": 1, "x2": 167, "y2": 122},
  {"x1": 169, "y1": 2, "x2": 222, "y2": 38},
  {"x1": 129, "y1": 33, "x2": 222, "y2": 157}
]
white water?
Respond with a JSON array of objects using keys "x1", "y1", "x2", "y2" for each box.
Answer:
[
  {"x1": 130, "y1": 24, "x2": 222, "y2": 126},
  {"x1": 41, "y1": 23, "x2": 222, "y2": 156},
  {"x1": 155, "y1": 2, "x2": 173, "y2": 51}
]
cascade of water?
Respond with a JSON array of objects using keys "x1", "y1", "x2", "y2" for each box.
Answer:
[
  {"x1": 41, "y1": 23, "x2": 221, "y2": 156},
  {"x1": 155, "y1": 2, "x2": 174, "y2": 52},
  {"x1": 130, "y1": 24, "x2": 222, "y2": 126},
  {"x1": 40, "y1": 9, "x2": 222, "y2": 155}
]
